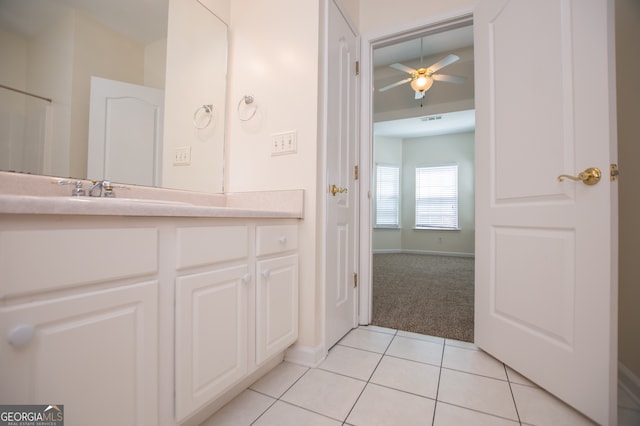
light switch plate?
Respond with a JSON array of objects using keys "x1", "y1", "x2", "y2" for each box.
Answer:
[
  {"x1": 174, "y1": 146, "x2": 191, "y2": 165},
  {"x1": 271, "y1": 131, "x2": 297, "y2": 156}
]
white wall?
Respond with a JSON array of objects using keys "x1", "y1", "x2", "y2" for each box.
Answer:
[
  {"x1": 0, "y1": 29, "x2": 28, "y2": 172},
  {"x1": 70, "y1": 11, "x2": 146, "y2": 179},
  {"x1": 373, "y1": 132, "x2": 475, "y2": 255},
  {"x1": 358, "y1": 0, "x2": 477, "y2": 35},
  {"x1": 401, "y1": 132, "x2": 474, "y2": 254},
  {"x1": 2, "y1": 9, "x2": 158, "y2": 180},
  {"x1": 225, "y1": 0, "x2": 320, "y2": 348},
  {"x1": 163, "y1": 0, "x2": 227, "y2": 193},
  {"x1": 221, "y1": 0, "x2": 479, "y2": 352}
]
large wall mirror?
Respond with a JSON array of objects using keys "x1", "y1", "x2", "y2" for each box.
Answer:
[{"x1": 0, "y1": 0, "x2": 227, "y2": 194}]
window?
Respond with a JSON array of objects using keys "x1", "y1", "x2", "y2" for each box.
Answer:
[
  {"x1": 375, "y1": 164, "x2": 400, "y2": 227},
  {"x1": 415, "y1": 164, "x2": 459, "y2": 229}
]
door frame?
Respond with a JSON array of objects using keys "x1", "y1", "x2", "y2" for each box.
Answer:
[{"x1": 358, "y1": 7, "x2": 475, "y2": 325}]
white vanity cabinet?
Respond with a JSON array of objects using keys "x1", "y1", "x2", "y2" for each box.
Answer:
[
  {"x1": 0, "y1": 212, "x2": 300, "y2": 426},
  {"x1": 0, "y1": 222, "x2": 160, "y2": 426},
  {"x1": 174, "y1": 222, "x2": 299, "y2": 423},
  {"x1": 255, "y1": 225, "x2": 299, "y2": 365},
  {"x1": 174, "y1": 225, "x2": 251, "y2": 422}
]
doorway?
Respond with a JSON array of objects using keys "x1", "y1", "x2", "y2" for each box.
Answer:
[{"x1": 364, "y1": 19, "x2": 475, "y2": 342}]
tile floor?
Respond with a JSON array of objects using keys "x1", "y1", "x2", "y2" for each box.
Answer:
[{"x1": 202, "y1": 326, "x2": 640, "y2": 426}]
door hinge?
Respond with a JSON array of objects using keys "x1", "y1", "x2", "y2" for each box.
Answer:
[
  {"x1": 354, "y1": 165, "x2": 359, "y2": 180},
  {"x1": 610, "y1": 164, "x2": 619, "y2": 181},
  {"x1": 355, "y1": 61, "x2": 360, "y2": 76},
  {"x1": 353, "y1": 272, "x2": 358, "y2": 288}
]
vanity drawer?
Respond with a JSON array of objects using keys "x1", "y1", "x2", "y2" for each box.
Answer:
[
  {"x1": 256, "y1": 225, "x2": 298, "y2": 257},
  {"x1": 0, "y1": 227, "x2": 158, "y2": 298},
  {"x1": 176, "y1": 226, "x2": 249, "y2": 269}
]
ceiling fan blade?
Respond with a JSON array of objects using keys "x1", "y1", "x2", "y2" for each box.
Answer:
[
  {"x1": 427, "y1": 54, "x2": 460, "y2": 73},
  {"x1": 432, "y1": 74, "x2": 466, "y2": 84},
  {"x1": 378, "y1": 77, "x2": 412, "y2": 92},
  {"x1": 389, "y1": 63, "x2": 417, "y2": 75}
]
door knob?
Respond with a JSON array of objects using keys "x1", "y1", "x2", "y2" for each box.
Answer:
[
  {"x1": 7, "y1": 324, "x2": 35, "y2": 347},
  {"x1": 557, "y1": 167, "x2": 601, "y2": 185},
  {"x1": 329, "y1": 184, "x2": 348, "y2": 196}
]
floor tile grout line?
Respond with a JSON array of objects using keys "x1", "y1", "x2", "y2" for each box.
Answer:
[
  {"x1": 255, "y1": 329, "x2": 529, "y2": 425},
  {"x1": 248, "y1": 393, "x2": 279, "y2": 426},
  {"x1": 431, "y1": 338, "x2": 446, "y2": 426},
  {"x1": 440, "y1": 365, "x2": 511, "y2": 383},
  {"x1": 265, "y1": 398, "x2": 348, "y2": 424},
  {"x1": 435, "y1": 400, "x2": 524, "y2": 424},
  {"x1": 253, "y1": 365, "x2": 357, "y2": 425},
  {"x1": 338, "y1": 328, "x2": 398, "y2": 424},
  {"x1": 366, "y1": 381, "x2": 439, "y2": 402},
  {"x1": 249, "y1": 366, "x2": 312, "y2": 425},
  {"x1": 504, "y1": 363, "x2": 523, "y2": 425}
]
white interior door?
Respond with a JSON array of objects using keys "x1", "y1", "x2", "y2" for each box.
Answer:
[
  {"x1": 474, "y1": 1, "x2": 618, "y2": 425},
  {"x1": 325, "y1": 0, "x2": 359, "y2": 349},
  {"x1": 88, "y1": 77, "x2": 164, "y2": 187}
]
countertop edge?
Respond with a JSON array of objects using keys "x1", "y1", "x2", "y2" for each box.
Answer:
[{"x1": 0, "y1": 194, "x2": 303, "y2": 219}]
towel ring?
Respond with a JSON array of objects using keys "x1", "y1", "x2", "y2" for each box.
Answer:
[
  {"x1": 193, "y1": 104, "x2": 213, "y2": 129},
  {"x1": 237, "y1": 95, "x2": 257, "y2": 121}
]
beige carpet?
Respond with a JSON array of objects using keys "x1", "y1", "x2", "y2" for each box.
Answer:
[{"x1": 371, "y1": 253, "x2": 475, "y2": 342}]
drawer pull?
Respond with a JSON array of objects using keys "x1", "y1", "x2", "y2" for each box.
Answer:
[
  {"x1": 8, "y1": 324, "x2": 35, "y2": 348},
  {"x1": 278, "y1": 236, "x2": 287, "y2": 244},
  {"x1": 262, "y1": 269, "x2": 271, "y2": 279},
  {"x1": 242, "y1": 273, "x2": 252, "y2": 283}
]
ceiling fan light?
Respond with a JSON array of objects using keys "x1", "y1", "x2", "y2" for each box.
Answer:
[{"x1": 410, "y1": 75, "x2": 433, "y2": 93}]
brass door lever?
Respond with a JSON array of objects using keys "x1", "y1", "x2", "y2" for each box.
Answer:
[
  {"x1": 329, "y1": 184, "x2": 348, "y2": 196},
  {"x1": 557, "y1": 167, "x2": 601, "y2": 185}
]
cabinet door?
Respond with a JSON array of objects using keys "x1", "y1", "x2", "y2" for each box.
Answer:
[
  {"x1": 174, "y1": 265, "x2": 249, "y2": 422},
  {"x1": 256, "y1": 254, "x2": 298, "y2": 365},
  {"x1": 0, "y1": 281, "x2": 158, "y2": 426}
]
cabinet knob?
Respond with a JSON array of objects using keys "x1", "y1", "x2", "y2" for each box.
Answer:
[
  {"x1": 262, "y1": 269, "x2": 271, "y2": 279},
  {"x1": 7, "y1": 324, "x2": 35, "y2": 348},
  {"x1": 242, "y1": 273, "x2": 252, "y2": 283},
  {"x1": 278, "y1": 236, "x2": 287, "y2": 244}
]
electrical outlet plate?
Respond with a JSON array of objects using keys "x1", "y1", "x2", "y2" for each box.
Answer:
[
  {"x1": 174, "y1": 146, "x2": 191, "y2": 165},
  {"x1": 271, "y1": 131, "x2": 297, "y2": 156}
]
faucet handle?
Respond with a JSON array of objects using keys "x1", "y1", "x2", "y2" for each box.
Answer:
[{"x1": 52, "y1": 179, "x2": 85, "y2": 196}]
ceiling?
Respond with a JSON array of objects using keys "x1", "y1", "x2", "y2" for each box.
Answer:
[
  {"x1": 374, "y1": 109, "x2": 475, "y2": 139},
  {"x1": 373, "y1": 25, "x2": 474, "y2": 138},
  {"x1": 0, "y1": 0, "x2": 168, "y2": 44},
  {"x1": 374, "y1": 25, "x2": 474, "y2": 68}
]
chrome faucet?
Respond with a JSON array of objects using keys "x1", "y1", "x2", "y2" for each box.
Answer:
[
  {"x1": 52, "y1": 179, "x2": 85, "y2": 196},
  {"x1": 89, "y1": 180, "x2": 115, "y2": 197}
]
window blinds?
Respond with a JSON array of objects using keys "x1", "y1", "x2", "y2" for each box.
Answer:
[
  {"x1": 415, "y1": 164, "x2": 459, "y2": 229},
  {"x1": 375, "y1": 164, "x2": 400, "y2": 227}
]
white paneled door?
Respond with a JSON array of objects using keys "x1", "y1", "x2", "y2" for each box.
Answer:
[
  {"x1": 474, "y1": 0, "x2": 618, "y2": 424},
  {"x1": 87, "y1": 77, "x2": 164, "y2": 187},
  {"x1": 325, "y1": 0, "x2": 359, "y2": 349}
]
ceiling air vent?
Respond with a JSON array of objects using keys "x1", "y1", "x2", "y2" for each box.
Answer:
[{"x1": 420, "y1": 115, "x2": 442, "y2": 122}]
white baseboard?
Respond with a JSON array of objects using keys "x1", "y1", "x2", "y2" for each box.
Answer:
[
  {"x1": 619, "y1": 362, "x2": 640, "y2": 406},
  {"x1": 372, "y1": 249, "x2": 475, "y2": 258},
  {"x1": 284, "y1": 343, "x2": 327, "y2": 368}
]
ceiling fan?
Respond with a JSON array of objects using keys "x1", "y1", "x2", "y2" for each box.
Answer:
[{"x1": 378, "y1": 53, "x2": 466, "y2": 99}]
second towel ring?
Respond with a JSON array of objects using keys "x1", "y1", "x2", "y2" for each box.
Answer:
[
  {"x1": 193, "y1": 104, "x2": 213, "y2": 129},
  {"x1": 237, "y1": 95, "x2": 258, "y2": 121}
]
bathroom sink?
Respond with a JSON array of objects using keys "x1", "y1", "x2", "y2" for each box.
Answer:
[{"x1": 63, "y1": 197, "x2": 192, "y2": 206}]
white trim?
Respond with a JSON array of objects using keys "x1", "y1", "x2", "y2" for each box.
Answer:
[
  {"x1": 284, "y1": 343, "x2": 327, "y2": 368},
  {"x1": 358, "y1": 6, "x2": 475, "y2": 326},
  {"x1": 373, "y1": 249, "x2": 474, "y2": 258},
  {"x1": 619, "y1": 362, "x2": 640, "y2": 407},
  {"x1": 322, "y1": 0, "x2": 361, "y2": 349}
]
